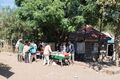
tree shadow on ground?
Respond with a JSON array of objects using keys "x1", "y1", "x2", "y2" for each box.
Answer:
[
  {"x1": 75, "y1": 54, "x2": 115, "y2": 71},
  {"x1": 0, "y1": 63, "x2": 14, "y2": 79},
  {"x1": 84, "y1": 60, "x2": 115, "y2": 72}
]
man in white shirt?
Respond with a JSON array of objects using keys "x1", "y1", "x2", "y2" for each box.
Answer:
[
  {"x1": 15, "y1": 38, "x2": 22, "y2": 49},
  {"x1": 43, "y1": 43, "x2": 52, "y2": 65},
  {"x1": 15, "y1": 38, "x2": 22, "y2": 53}
]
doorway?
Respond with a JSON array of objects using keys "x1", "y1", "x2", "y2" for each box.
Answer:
[{"x1": 108, "y1": 44, "x2": 113, "y2": 56}]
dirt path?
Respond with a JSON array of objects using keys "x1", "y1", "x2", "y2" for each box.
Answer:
[{"x1": 0, "y1": 52, "x2": 119, "y2": 79}]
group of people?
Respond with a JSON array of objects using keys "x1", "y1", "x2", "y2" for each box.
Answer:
[
  {"x1": 56, "y1": 42, "x2": 75, "y2": 63},
  {"x1": 15, "y1": 38, "x2": 53, "y2": 65},
  {"x1": 16, "y1": 39, "x2": 37, "y2": 63},
  {"x1": 15, "y1": 38, "x2": 75, "y2": 65}
]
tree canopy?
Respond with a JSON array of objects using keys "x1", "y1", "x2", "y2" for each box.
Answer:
[
  {"x1": 0, "y1": 0, "x2": 120, "y2": 42},
  {"x1": 14, "y1": 0, "x2": 100, "y2": 42}
]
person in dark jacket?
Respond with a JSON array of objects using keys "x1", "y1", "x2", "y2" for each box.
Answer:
[{"x1": 68, "y1": 41, "x2": 75, "y2": 63}]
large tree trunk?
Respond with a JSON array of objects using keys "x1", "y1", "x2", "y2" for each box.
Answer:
[
  {"x1": 115, "y1": 0, "x2": 120, "y2": 66},
  {"x1": 115, "y1": 21, "x2": 120, "y2": 66},
  {"x1": 115, "y1": 34, "x2": 120, "y2": 66}
]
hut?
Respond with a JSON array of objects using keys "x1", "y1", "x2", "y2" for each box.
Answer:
[{"x1": 69, "y1": 25, "x2": 110, "y2": 61}]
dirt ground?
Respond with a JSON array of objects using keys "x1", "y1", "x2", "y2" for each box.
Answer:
[{"x1": 0, "y1": 52, "x2": 120, "y2": 79}]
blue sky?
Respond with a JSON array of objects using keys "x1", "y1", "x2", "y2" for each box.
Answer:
[{"x1": 0, "y1": 0, "x2": 16, "y2": 9}]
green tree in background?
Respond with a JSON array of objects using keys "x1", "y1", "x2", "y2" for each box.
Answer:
[
  {"x1": 97, "y1": 0, "x2": 120, "y2": 66},
  {"x1": 15, "y1": 0, "x2": 99, "y2": 42},
  {"x1": 1, "y1": 0, "x2": 118, "y2": 44},
  {"x1": 0, "y1": 8, "x2": 34, "y2": 44}
]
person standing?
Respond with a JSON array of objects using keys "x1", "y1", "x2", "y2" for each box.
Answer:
[
  {"x1": 68, "y1": 41, "x2": 75, "y2": 63},
  {"x1": 29, "y1": 40, "x2": 37, "y2": 63},
  {"x1": 37, "y1": 42, "x2": 44, "y2": 59},
  {"x1": 18, "y1": 40, "x2": 24, "y2": 62},
  {"x1": 62, "y1": 42, "x2": 66, "y2": 53},
  {"x1": 23, "y1": 41, "x2": 30, "y2": 63},
  {"x1": 15, "y1": 38, "x2": 22, "y2": 53},
  {"x1": 60, "y1": 42, "x2": 67, "y2": 53},
  {"x1": 40, "y1": 44, "x2": 44, "y2": 60},
  {"x1": 43, "y1": 43, "x2": 52, "y2": 65}
]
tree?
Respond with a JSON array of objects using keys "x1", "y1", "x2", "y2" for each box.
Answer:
[
  {"x1": 15, "y1": 0, "x2": 100, "y2": 42},
  {"x1": 97, "y1": 0, "x2": 120, "y2": 66},
  {"x1": 0, "y1": 7, "x2": 34, "y2": 44}
]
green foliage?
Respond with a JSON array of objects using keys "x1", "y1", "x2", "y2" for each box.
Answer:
[
  {"x1": 15, "y1": 0, "x2": 24, "y2": 6},
  {"x1": 1, "y1": 0, "x2": 117, "y2": 42},
  {"x1": 0, "y1": 8, "x2": 36, "y2": 43},
  {"x1": 14, "y1": 0, "x2": 89, "y2": 41},
  {"x1": 96, "y1": 0, "x2": 120, "y2": 33}
]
